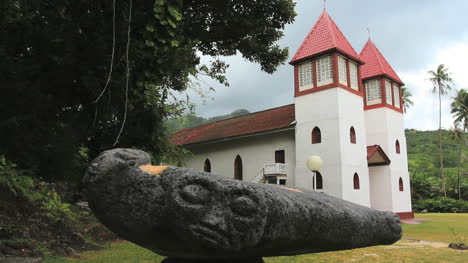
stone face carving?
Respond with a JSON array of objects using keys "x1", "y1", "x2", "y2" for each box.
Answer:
[{"x1": 83, "y1": 148, "x2": 402, "y2": 261}]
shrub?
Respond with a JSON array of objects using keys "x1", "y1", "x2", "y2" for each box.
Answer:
[
  {"x1": 413, "y1": 197, "x2": 468, "y2": 213},
  {"x1": 42, "y1": 191, "x2": 72, "y2": 221},
  {"x1": 0, "y1": 155, "x2": 42, "y2": 201}
]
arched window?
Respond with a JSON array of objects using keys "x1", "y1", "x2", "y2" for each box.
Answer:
[
  {"x1": 396, "y1": 140, "x2": 401, "y2": 154},
  {"x1": 399, "y1": 177, "x2": 404, "y2": 191},
  {"x1": 353, "y1": 173, "x2": 360, "y2": 189},
  {"x1": 204, "y1": 159, "x2": 211, "y2": 173},
  {"x1": 234, "y1": 155, "x2": 243, "y2": 180},
  {"x1": 313, "y1": 172, "x2": 323, "y2": 190},
  {"x1": 350, "y1": 126, "x2": 356, "y2": 144},
  {"x1": 312, "y1": 127, "x2": 321, "y2": 144}
]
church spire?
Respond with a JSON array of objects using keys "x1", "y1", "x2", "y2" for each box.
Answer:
[
  {"x1": 290, "y1": 10, "x2": 360, "y2": 65},
  {"x1": 359, "y1": 39, "x2": 403, "y2": 85}
]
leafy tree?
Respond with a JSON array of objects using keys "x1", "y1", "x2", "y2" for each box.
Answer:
[
  {"x1": 0, "y1": 0, "x2": 296, "y2": 181},
  {"x1": 451, "y1": 128, "x2": 465, "y2": 200},
  {"x1": 451, "y1": 89, "x2": 468, "y2": 132},
  {"x1": 428, "y1": 64, "x2": 454, "y2": 197},
  {"x1": 401, "y1": 87, "x2": 414, "y2": 113}
]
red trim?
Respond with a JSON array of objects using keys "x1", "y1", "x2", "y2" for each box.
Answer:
[
  {"x1": 397, "y1": 212, "x2": 414, "y2": 220},
  {"x1": 391, "y1": 82, "x2": 395, "y2": 106},
  {"x1": 399, "y1": 85, "x2": 403, "y2": 110},
  {"x1": 360, "y1": 67, "x2": 366, "y2": 107},
  {"x1": 295, "y1": 52, "x2": 363, "y2": 98},
  {"x1": 332, "y1": 53, "x2": 339, "y2": 85},
  {"x1": 294, "y1": 66, "x2": 299, "y2": 97},
  {"x1": 364, "y1": 103, "x2": 404, "y2": 113},
  {"x1": 380, "y1": 78, "x2": 386, "y2": 105}
]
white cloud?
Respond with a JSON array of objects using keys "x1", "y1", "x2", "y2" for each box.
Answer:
[{"x1": 400, "y1": 37, "x2": 468, "y2": 130}]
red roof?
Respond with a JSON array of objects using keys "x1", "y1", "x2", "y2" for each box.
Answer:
[
  {"x1": 290, "y1": 10, "x2": 360, "y2": 64},
  {"x1": 170, "y1": 104, "x2": 295, "y2": 145},
  {"x1": 359, "y1": 39, "x2": 404, "y2": 85},
  {"x1": 367, "y1": 145, "x2": 391, "y2": 166}
]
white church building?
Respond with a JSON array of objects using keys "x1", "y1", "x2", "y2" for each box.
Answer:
[{"x1": 170, "y1": 10, "x2": 413, "y2": 219}]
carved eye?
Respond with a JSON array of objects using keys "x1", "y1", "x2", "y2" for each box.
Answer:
[
  {"x1": 179, "y1": 184, "x2": 211, "y2": 205},
  {"x1": 231, "y1": 196, "x2": 257, "y2": 217}
]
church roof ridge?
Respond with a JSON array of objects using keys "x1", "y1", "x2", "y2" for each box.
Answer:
[
  {"x1": 359, "y1": 39, "x2": 404, "y2": 85},
  {"x1": 290, "y1": 10, "x2": 360, "y2": 64},
  {"x1": 170, "y1": 104, "x2": 296, "y2": 145}
]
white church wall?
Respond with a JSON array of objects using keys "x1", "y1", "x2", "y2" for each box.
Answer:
[
  {"x1": 365, "y1": 107, "x2": 412, "y2": 212},
  {"x1": 369, "y1": 166, "x2": 394, "y2": 211},
  {"x1": 295, "y1": 88, "x2": 343, "y2": 198},
  {"x1": 184, "y1": 130, "x2": 296, "y2": 186},
  {"x1": 294, "y1": 88, "x2": 370, "y2": 207},
  {"x1": 336, "y1": 89, "x2": 370, "y2": 207}
]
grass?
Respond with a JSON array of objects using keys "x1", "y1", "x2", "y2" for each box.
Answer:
[
  {"x1": 43, "y1": 213, "x2": 468, "y2": 263},
  {"x1": 403, "y1": 213, "x2": 468, "y2": 243}
]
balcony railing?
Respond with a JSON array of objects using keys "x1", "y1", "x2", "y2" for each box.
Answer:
[{"x1": 263, "y1": 163, "x2": 287, "y2": 176}]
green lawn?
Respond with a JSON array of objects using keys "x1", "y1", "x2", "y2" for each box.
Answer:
[
  {"x1": 403, "y1": 213, "x2": 468, "y2": 243},
  {"x1": 44, "y1": 213, "x2": 468, "y2": 263}
]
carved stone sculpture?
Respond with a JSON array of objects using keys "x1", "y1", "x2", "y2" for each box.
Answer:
[{"x1": 83, "y1": 148, "x2": 402, "y2": 262}]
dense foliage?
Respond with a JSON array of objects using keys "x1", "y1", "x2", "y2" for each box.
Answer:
[
  {"x1": 413, "y1": 197, "x2": 468, "y2": 213},
  {"x1": 406, "y1": 129, "x2": 467, "y2": 200},
  {"x1": 0, "y1": 0, "x2": 296, "y2": 182}
]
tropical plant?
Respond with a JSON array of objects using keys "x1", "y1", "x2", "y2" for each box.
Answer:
[
  {"x1": 0, "y1": 0, "x2": 297, "y2": 182},
  {"x1": 402, "y1": 87, "x2": 414, "y2": 113},
  {"x1": 451, "y1": 89, "x2": 468, "y2": 132},
  {"x1": 451, "y1": 128, "x2": 465, "y2": 200},
  {"x1": 428, "y1": 64, "x2": 454, "y2": 197}
]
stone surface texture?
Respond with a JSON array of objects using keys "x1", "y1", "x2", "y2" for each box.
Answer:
[{"x1": 83, "y1": 148, "x2": 402, "y2": 260}]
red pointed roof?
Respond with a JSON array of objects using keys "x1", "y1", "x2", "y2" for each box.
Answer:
[
  {"x1": 170, "y1": 104, "x2": 295, "y2": 145},
  {"x1": 367, "y1": 145, "x2": 391, "y2": 166},
  {"x1": 290, "y1": 10, "x2": 361, "y2": 64},
  {"x1": 359, "y1": 39, "x2": 404, "y2": 85}
]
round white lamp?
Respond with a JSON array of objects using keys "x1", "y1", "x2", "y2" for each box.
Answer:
[{"x1": 306, "y1": 155, "x2": 323, "y2": 191}]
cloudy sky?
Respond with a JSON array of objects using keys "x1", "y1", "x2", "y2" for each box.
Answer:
[{"x1": 182, "y1": 0, "x2": 468, "y2": 131}]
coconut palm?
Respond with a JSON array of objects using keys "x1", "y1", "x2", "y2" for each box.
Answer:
[
  {"x1": 451, "y1": 88, "x2": 468, "y2": 132},
  {"x1": 401, "y1": 87, "x2": 414, "y2": 113},
  {"x1": 451, "y1": 128, "x2": 465, "y2": 200},
  {"x1": 428, "y1": 64, "x2": 453, "y2": 197}
]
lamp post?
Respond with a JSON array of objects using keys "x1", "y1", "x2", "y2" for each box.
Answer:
[{"x1": 306, "y1": 155, "x2": 323, "y2": 191}]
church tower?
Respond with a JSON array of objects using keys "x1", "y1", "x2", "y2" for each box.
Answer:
[
  {"x1": 359, "y1": 39, "x2": 412, "y2": 216},
  {"x1": 290, "y1": 10, "x2": 370, "y2": 207}
]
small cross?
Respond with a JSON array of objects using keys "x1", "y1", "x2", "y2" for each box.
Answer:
[
  {"x1": 366, "y1": 27, "x2": 371, "y2": 40},
  {"x1": 323, "y1": 0, "x2": 327, "y2": 10}
]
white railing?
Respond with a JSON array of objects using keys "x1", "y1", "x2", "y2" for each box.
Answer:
[{"x1": 263, "y1": 163, "x2": 287, "y2": 175}]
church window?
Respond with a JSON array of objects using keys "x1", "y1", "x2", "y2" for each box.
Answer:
[
  {"x1": 350, "y1": 126, "x2": 356, "y2": 144},
  {"x1": 316, "y1": 55, "x2": 333, "y2": 86},
  {"x1": 393, "y1": 84, "x2": 400, "y2": 108},
  {"x1": 312, "y1": 127, "x2": 321, "y2": 144},
  {"x1": 365, "y1": 79, "x2": 382, "y2": 105},
  {"x1": 349, "y1": 62, "x2": 359, "y2": 90},
  {"x1": 234, "y1": 155, "x2": 243, "y2": 180},
  {"x1": 396, "y1": 140, "x2": 400, "y2": 154},
  {"x1": 338, "y1": 56, "x2": 347, "y2": 85},
  {"x1": 204, "y1": 159, "x2": 211, "y2": 173},
  {"x1": 298, "y1": 62, "x2": 313, "y2": 91},
  {"x1": 385, "y1": 80, "x2": 393, "y2": 105},
  {"x1": 313, "y1": 172, "x2": 323, "y2": 190},
  {"x1": 353, "y1": 173, "x2": 360, "y2": 189},
  {"x1": 399, "y1": 177, "x2": 404, "y2": 191}
]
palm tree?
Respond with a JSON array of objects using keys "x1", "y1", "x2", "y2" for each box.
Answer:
[
  {"x1": 451, "y1": 89, "x2": 467, "y2": 200},
  {"x1": 451, "y1": 89, "x2": 468, "y2": 132},
  {"x1": 451, "y1": 128, "x2": 465, "y2": 200},
  {"x1": 428, "y1": 64, "x2": 453, "y2": 197},
  {"x1": 401, "y1": 87, "x2": 414, "y2": 113}
]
